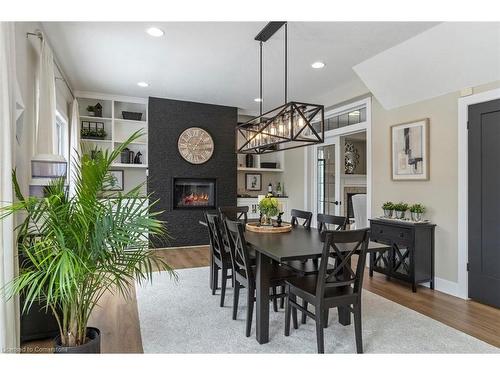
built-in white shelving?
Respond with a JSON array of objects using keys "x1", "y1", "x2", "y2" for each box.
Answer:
[
  {"x1": 237, "y1": 167, "x2": 284, "y2": 173},
  {"x1": 76, "y1": 91, "x2": 148, "y2": 194}
]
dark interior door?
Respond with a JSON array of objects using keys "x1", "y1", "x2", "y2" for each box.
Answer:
[{"x1": 468, "y1": 98, "x2": 500, "y2": 307}]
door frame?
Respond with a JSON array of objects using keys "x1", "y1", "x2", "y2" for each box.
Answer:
[
  {"x1": 457, "y1": 88, "x2": 500, "y2": 300},
  {"x1": 311, "y1": 136, "x2": 341, "y2": 228},
  {"x1": 304, "y1": 97, "x2": 372, "y2": 228}
]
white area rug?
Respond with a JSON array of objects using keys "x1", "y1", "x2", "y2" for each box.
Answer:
[{"x1": 136, "y1": 267, "x2": 499, "y2": 353}]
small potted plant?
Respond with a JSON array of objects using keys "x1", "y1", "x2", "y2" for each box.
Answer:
[
  {"x1": 393, "y1": 202, "x2": 409, "y2": 220},
  {"x1": 410, "y1": 203, "x2": 425, "y2": 222},
  {"x1": 86, "y1": 105, "x2": 95, "y2": 116},
  {"x1": 382, "y1": 202, "x2": 394, "y2": 218},
  {"x1": 258, "y1": 193, "x2": 280, "y2": 226}
]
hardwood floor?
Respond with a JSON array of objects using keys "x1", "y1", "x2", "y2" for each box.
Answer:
[{"x1": 22, "y1": 246, "x2": 500, "y2": 353}]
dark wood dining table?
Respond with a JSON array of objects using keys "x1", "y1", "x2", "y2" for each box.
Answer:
[{"x1": 200, "y1": 220, "x2": 391, "y2": 344}]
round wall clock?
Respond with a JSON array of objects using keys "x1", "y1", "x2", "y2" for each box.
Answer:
[{"x1": 177, "y1": 127, "x2": 214, "y2": 164}]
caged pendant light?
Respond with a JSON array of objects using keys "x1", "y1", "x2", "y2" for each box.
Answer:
[{"x1": 237, "y1": 22, "x2": 324, "y2": 155}]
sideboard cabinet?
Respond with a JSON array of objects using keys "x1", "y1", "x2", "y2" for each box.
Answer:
[{"x1": 369, "y1": 218, "x2": 436, "y2": 292}]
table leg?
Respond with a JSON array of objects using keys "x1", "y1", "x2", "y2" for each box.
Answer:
[
  {"x1": 209, "y1": 248, "x2": 215, "y2": 292},
  {"x1": 256, "y1": 252, "x2": 271, "y2": 344}
]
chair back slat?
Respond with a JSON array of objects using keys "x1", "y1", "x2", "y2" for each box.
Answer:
[
  {"x1": 223, "y1": 219, "x2": 254, "y2": 280},
  {"x1": 317, "y1": 213, "x2": 347, "y2": 232},
  {"x1": 219, "y1": 206, "x2": 249, "y2": 222},
  {"x1": 316, "y1": 229, "x2": 370, "y2": 298},
  {"x1": 205, "y1": 212, "x2": 230, "y2": 263},
  {"x1": 290, "y1": 209, "x2": 313, "y2": 229}
]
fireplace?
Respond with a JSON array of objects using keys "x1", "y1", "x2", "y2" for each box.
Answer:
[{"x1": 173, "y1": 178, "x2": 216, "y2": 209}]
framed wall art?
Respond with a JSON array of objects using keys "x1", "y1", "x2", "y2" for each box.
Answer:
[{"x1": 391, "y1": 118, "x2": 429, "y2": 180}]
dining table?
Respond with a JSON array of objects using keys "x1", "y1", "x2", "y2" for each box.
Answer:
[{"x1": 200, "y1": 219, "x2": 391, "y2": 344}]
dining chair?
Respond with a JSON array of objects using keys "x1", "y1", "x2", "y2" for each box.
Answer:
[
  {"x1": 351, "y1": 194, "x2": 367, "y2": 229},
  {"x1": 205, "y1": 212, "x2": 234, "y2": 307},
  {"x1": 288, "y1": 213, "x2": 348, "y2": 320},
  {"x1": 290, "y1": 209, "x2": 313, "y2": 229},
  {"x1": 317, "y1": 213, "x2": 348, "y2": 233},
  {"x1": 218, "y1": 206, "x2": 249, "y2": 223},
  {"x1": 284, "y1": 228, "x2": 370, "y2": 353},
  {"x1": 223, "y1": 218, "x2": 298, "y2": 337}
]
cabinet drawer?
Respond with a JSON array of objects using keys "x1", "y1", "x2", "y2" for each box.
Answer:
[{"x1": 370, "y1": 223, "x2": 412, "y2": 244}]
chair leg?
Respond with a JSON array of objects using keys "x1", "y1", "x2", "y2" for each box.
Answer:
[
  {"x1": 315, "y1": 308, "x2": 325, "y2": 354},
  {"x1": 290, "y1": 294, "x2": 298, "y2": 329},
  {"x1": 354, "y1": 303, "x2": 363, "y2": 354},
  {"x1": 272, "y1": 287, "x2": 278, "y2": 312},
  {"x1": 323, "y1": 308, "x2": 329, "y2": 328},
  {"x1": 233, "y1": 280, "x2": 240, "y2": 320},
  {"x1": 284, "y1": 287, "x2": 291, "y2": 337},
  {"x1": 212, "y1": 264, "x2": 219, "y2": 295},
  {"x1": 220, "y1": 267, "x2": 227, "y2": 307},
  {"x1": 246, "y1": 286, "x2": 254, "y2": 337},
  {"x1": 280, "y1": 286, "x2": 285, "y2": 309},
  {"x1": 301, "y1": 300, "x2": 308, "y2": 324}
]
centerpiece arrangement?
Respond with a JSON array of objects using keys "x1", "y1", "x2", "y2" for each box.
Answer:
[{"x1": 258, "y1": 194, "x2": 281, "y2": 226}]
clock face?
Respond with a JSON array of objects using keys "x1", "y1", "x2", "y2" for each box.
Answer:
[{"x1": 177, "y1": 127, "x2": 214, "y2": 164}]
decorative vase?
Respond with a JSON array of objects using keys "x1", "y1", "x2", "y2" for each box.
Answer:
[
  {"x1": 383, "y1": 209, "x2": 393, "y2": 218},
  {"x1": 394, "y1": 210, "x2": 406, "y2": 220},
  {"x1": 260, "y1": 214, "x2": 272, "y2": 226},
  {"x1": 245, "y1": 154, "x2": 254, "y2": 168},
  {"x1": 87, "y1": 111, "x2": 95, "y2": 117},
  {"x1": 411, "y1": 212, "x2": 423, "y2": 222}
]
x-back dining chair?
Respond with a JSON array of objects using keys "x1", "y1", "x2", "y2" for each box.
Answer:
[
  {"x1": 223, "y1": 218, "x2": 297, "y2": 337},
  {"x1": 205, "y1": 212, "x2": 234, "y2": 307},
  {"x1": 284, "y1": 228, "x2": 370, "y2": 353},
  {"x1": 290, "y1": 209, "x2": 313, "y2": 229}
]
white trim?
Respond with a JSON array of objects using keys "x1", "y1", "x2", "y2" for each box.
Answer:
[
  {"x1": 457, "y1": 88, "x2": 500, "y2": 300},
  {"x1": 303, "y1": 97, "x2": 372, "y2": 228},
  {"x1": 421, "y1": 278, "x2": 461, "y2": 298}
]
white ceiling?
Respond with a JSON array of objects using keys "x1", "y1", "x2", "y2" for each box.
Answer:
[
  {"x1": 354, "y1": 22, "x2": 500, "y2": 109},
  {"x1": 41, "y1": 22, "x2": 438, "y2": 114}
]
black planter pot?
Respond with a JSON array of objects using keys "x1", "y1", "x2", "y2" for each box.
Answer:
[{"x1": 54, "y1": 327, "x2": 101, "y2": 354}]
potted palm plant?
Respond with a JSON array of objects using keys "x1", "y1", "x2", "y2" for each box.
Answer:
[{"x1": 1, "y1": 131, "x2": 174, "y2": 353}]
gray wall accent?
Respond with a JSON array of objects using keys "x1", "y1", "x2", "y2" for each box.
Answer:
[{"x1": 148, "y1": 97, "x2": 237, "y2": 247}]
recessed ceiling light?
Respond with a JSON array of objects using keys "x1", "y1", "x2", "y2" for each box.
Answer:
[
  {"x1": 137, "y1": 82, "x2": 149, "y2": 87},
  {"x1": 254, "y1": 98, "x2": 263, "y2": 102},
  {"x1": 146, "y1": 27, "x2": 164, "y2": 37},
  {"x1": 311, "y1": 61, "x2": 325, "y2": 69}
]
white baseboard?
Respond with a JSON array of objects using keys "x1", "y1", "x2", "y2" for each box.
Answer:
[{"x1": 422, "y1": 278, "x2": 463, "y2": 299}]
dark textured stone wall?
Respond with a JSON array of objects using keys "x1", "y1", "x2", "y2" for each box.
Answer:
[{"x1": 148, "y1": 97, "x2": 237, "y2": 247}]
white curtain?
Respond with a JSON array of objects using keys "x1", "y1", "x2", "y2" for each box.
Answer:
[
  {"x1": 69, "y1": 98, "x2": 80, "y2": 197},
  {"x1": 0, "y1": 22, "x2": 20, "y2": 353},
  {"x1": 35, "y1": 34, "x2": 57, "y2": 158}
]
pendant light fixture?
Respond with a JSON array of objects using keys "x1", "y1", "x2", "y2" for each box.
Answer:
[{"x1": 237, "y1": 22, "x2": 324, "y2": 154}]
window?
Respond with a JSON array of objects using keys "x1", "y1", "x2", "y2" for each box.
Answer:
[
  {"x1": 55, "y1": 110, "x2": 68, "y2": 161},
  {"x1": 312, "y1": 106, "x2": 367, "y2": 133}
]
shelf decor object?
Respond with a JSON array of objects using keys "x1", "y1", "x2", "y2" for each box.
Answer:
[
  {"x1": 81, "y1": 120, "x2": 107, "y2": 139},
  {"x1": 237, "y1": 22, "x2": 324, "y2": 154},
  {"x1": 122, "y1": 111, "x2": 143, "y2": 121}
]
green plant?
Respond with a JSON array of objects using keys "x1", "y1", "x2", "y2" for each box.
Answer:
[
  {"x1": 86, "y1": 105, "x2": 95, "y2": 112},
  {"x1": 409, "y1": 203, "x2": 425, "y2": 214},
  {"x1": 382, "y1": 201, "x2": 394, "y2": 210},
  {"x1": 393, "y1": 202, "x2": 409, "y2": 212},
  {"x1": 81, "y1": 127, "x2": 107, "y2": 139},
  {"x1": 0, "y1": 130, "x2": 174, "y2": 348},
  {"x1": 258, "y1": 194, "x2": 280, "y2": 217}
]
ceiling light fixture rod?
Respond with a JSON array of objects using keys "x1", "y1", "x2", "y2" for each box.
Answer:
[
  {"x1": 259, "y1": 41, "x2": 263, "y2": 116},
  {"x1": 284, "y1": 22, "x2": 287, "y2": 104}
]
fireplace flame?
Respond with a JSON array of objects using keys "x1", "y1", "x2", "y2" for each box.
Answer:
[{"x1": 181, "y1": 192, "x2": 210, "y2": 205}]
